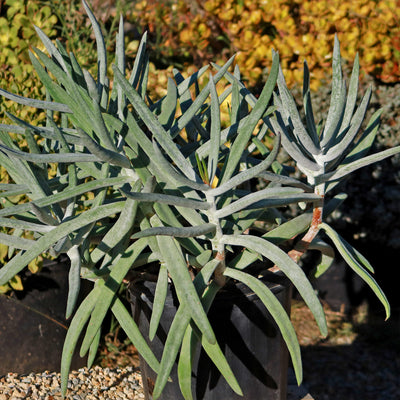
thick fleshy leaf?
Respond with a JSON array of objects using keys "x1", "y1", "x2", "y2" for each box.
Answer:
[
  {"x1": 223, "y1": 267, "x2": 303, "y2": 385},
  {"x1": 111, "y1": 296, "x2": 160, "y2": 373},
  {"x1": 319, "y1": 222, "x2": 390, "y2": 319},
  {"x1": 132, "y1": 223, "x2": 216, "y2": 239},
  {"x1": 79, "y1": 238, "x2": 149, "y2": 356},
  {"x1": 221, "y1": 52, "x2": 279, "y2": 183},
  {"x1": 316, "y1": 145, "x2": 400, "y2": 185},
  {"x1": 156, "y1": 234, "x2": 216, "y2": 345},
  {"x1": 207, "y1": 73, "x2": 221, "y2": 184},
  {"x1": 0, "y1": 202, "x2": 126, "y2": 285},
  {"x1": 221, "y1": 234, "x2": 328, "y2": 336},
  {"x1": 61, "y1": 283, "x2": 102, "y2": 396},
  {"x1": 215, "y1": 188, "x2": 321, "y2": 219},
  {"x1": 66, "y1": 246, "x2": 82, "y2": 319},
  {"x1": 113, "y1": 65, "x2": 197, "y2": 181},
  {"x1": 149, "y1": 262, "x2": 168, "y2": 340},
  {"x1": 0, "y1": 88, "x2": 70, "y2": 113}
]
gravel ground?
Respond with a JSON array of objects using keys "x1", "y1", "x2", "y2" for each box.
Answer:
[
  {"x1": 0, "y1": 366, "x2": 145, "y2": 400},
  {"x1": 1, "y1": 302, "x2": 398, "y2": 400}
]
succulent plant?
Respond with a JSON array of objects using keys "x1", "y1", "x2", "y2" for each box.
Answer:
[{"x1": 0, "y1": 1, "x2": 399, "y2": 399}]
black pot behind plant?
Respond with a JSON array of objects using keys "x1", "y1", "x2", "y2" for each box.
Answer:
[{"x1": 131, "y1": 271, "x2": 292, "y2": 400}]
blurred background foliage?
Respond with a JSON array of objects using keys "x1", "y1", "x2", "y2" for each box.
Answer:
[{"x1": 1, "y1": 0, "x2": 400, "y2": 292}]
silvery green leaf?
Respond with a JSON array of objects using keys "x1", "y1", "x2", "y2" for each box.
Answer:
[
  {"x1": 277, "y1": 67, "x2": 320, "y2": 156},
  {"x1": 82, "y1": 0, "x2": 107, "y2": 91},
  {"x1": 90, "y1": 192, "x2": 139, "y2": 264},
  {"x1": 221, "y1": 51, "x2": 279, "y2": 184},
  {"x1": 132, "y1": 223, "x2": 216, "y2": 239},
  {"x1": 320, "y1": 35, "x2": 344, "y2": 147},
  {"x1": 87, "y1": 326, "x2": 101, "y2": 369},
  {"x1": 340, "y1": 53, "x2": 360, "y2": 131},
  {"x1": 267, "y1": 112, "x2": 321, "y2": 172},
  {"x1": 113, "y1": 65, "x2": 197, "y2": 181},
  {"x1": 129, "y1": 31, "x2": 148, "y2": 88},
  {"x1": 34, "y1": 25, "x2": 69, "y2": 73},
  {"x1": 156, "y1": 234, "x2": 216, "y2": 345},
  {"x1": 149, "y1": 262, "x2": 168, "y2": 340},
  {"x1": 175, "y1": 65, "x2": 209, "y2": 98},
  {"x1": 308, "y1": 238, "x2": 335, "y2": 278},
  {"x1": 83, "y1": 69, "x2": 100, "y2": 103},
  {"x1": 152, "y1": 139, "x2": 209, "y2": 192},
  {"x1": 61, "y1": 283, "x2": 102, "y2": 396},
  {"x1": 169, "y1": 55, "x2": 236, "y2": 139},
  {"x1": 77, "y1": 128, "x2": 130, "y2": 168},
  {"x1": 158, "y1": 78, "x2": 178, "y2": 130},
  {"x1": 223, "y1": 267, "x2": 303, "y2": 385},
  {"x1": 0, "y1": 87, "x2": 71, "y2": 113},
  {"x1": 0, "y1": 143, "x2": 99, "y2": 164},
  {"x1": 30, "y1": 202, "x2": 59, "y2": 226},
  {"x1": 262, "y1": 211, "x2": 313, "y2": 245},
  {"x1": 178, "y1": 283, "x2": 243, "y2": 400},
  {"x1": 0, "y1": 176, "x2": 133, "y2": 218},
  {"x1": 115, "y1": 15, "x2": 126, "y2": 120},
  {"x1": 66, "y1": 245, "x2": 81, "y2": 319},
  {"x1": 302, "y1": 61, "x2": 318, "y2": 142},
  {"x1": 0, "y1": 122, "x2": 82, "y2": 146},
  {"x1": 0, "y1": 232, "x2": 34, "y2": 250},
  {"x1": 111, "y1": 296, "x2": 160, "y2": 372},
  {"x1": 210, "y1": 134, "x2": 280, "y2": 197},
  {"x1": 208, "y1": 73, "x2": 221, "y2": 185},
  {"x1": 257, "y1": 171, "x2": 313, "y2": 192},
  {"x1": 211, "y1": 61, "x2": 257, "y2": 108},
  {"x1": 319, "y1": 222, "x2": 390, "y2": 320},
  {"x1": 79, "y1": 238, "x2": 149, "y2": 357},
  {"x1": 153, "y1": 264, "x2": 221, "y2": 399},
  {"x1": 153, "y1": 302, "x2": 191, "y2": 399},
  {"x1": 215, "y1": 188, "x2": 321, "y2": 219},
  {"x1": 340, "y1": 108, "x2": 382, "y2": 165},
  {"x1": 0, "y1": 201, "x2": 126, "y2": 285},
  {"x1": 0, "y1": 217, "x2": 53, "y2": 233},
  {"x1": 122, "y1": 188, "x2": 211, "y2": 210},
  {"x1": 221, "y1": 234, "x2": 328, "y2": 337},
  {"x1": 316, "y1": 145, "x2": 400, "y2": 185},
  {"x1": 321, "y1": 87, "x2": 371, "y2": 163}
]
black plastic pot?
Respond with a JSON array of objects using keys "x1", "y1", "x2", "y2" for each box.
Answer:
[
  {"x1": 0, "y1": 258, "x2": 90, "y2": 375},
  {"x1": 130, "y1": 271, "x2": 292, "y2": 400}
]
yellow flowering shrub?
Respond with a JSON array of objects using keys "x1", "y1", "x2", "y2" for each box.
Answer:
[{"x1": 126, "y1": 0, "x2": 400, "y2": 90}]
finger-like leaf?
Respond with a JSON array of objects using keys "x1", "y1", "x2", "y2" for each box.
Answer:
[
  {"x1": 316, "y1": 145, "x2": 400, "y2": 185},
  {"x1": 111, "y1": 296, "x2": 160, "y2": 373},
  {"x1": 61, "y1": 283, "x2": 102, "y2": 396},
  {"x1": 79, "y1": 238, "x2": 148, "y2": 356},
  {"x1": 223, "y1": 267, "x2": 303, "y2": 385},
  {"x1": 207, "y1": 73, "x2": 221, "y2": 184},
  {"x1": 122, "y1": 189, "x2": 211, "y2": 210},
  {"x1": 113, "y1": 65, "x2": 197, "y2": 181},
  {"x1": 132, "y1": 223, "x2": 216, "y2": 239},
  {"x1": 0, "y1": 232, "x2": 34, "y2": 250},
  {"x1": 66, "y1": 246, "x2": 82, "y2": 319},
  {"x1": 0, "y1": 176, "x2": 134, "y2": 218},
  {"x1": 149, "y1": 262, "x2": 168, "y2": 340},
  {"x1": 221, "y1": 234, "x2": 328, "y2": 336},
  {"x1": 0, "y1": 201, "x2": 126, "y2": 285},
  {"x1": 156, "y1": 234, "x2": 216, "y2": 345},
  {"x1": 210, "y1": 134, "x2": 281, "y2": 197},
  {"x1": 319, "y1": 222, "x2": 390, "y2": 319},
  {"x1": 0, "y1": 87, "x2": 71, "y2": 113},
  {"x1": 308, "y1": 238, "x2": 335, "y2": 278},
  {"x1": 215, "y1": 189, "x2": 321, "y2": 219},
  {"x1": 221, "y1": 52, "x2": 279, "y2": 183},
  {"x1": 0, "y1": 143, "x2": 99, "y2": 163}
]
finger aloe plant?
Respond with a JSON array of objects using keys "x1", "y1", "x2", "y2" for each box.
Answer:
[{"x1": 0, "y1": 1, "x2": 399, "y2": 399}]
